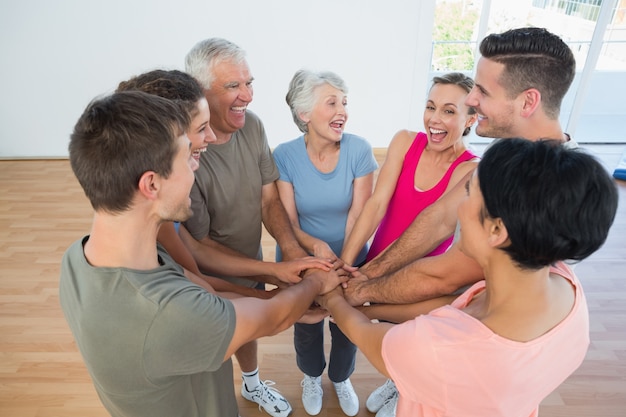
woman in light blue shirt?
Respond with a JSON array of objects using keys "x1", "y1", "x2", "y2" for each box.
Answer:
[{"x1": 274, "y1": 70, "x2": 378, "y2": 416}]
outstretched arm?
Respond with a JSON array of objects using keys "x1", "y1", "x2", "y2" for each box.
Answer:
[
  {"x1": 344, "y1": 243, "x2": 484, "y2": 306},
  {"x1": 343, "y1": 172, "x2": 375, "y2": 254},
  {"x1": 358, "y1": 295, "x2": 457, "y2": 323},
  {"x1": 261, "y1": 181, "x2": 310, "y2": 261},
  {"x1": 362, "y1": 170, "x2": 474, "y2": 278},
  {"x1": 276, "y1": 179, "x2": 338, "y2": 261},
  {"x1": 158, "y1": 222, "x2": 274, "y2": 298},
  {"x1": 178, "y1": 224, "x2": 332, "y2": 286},
  {"x1": 225, "y1": 267, "x2": 347, "y2": 360},
  {"x1": 341, "y1": 130, "x2": 410, "y2": 265},
  {"x1": 316, "y1": 287, "x2": 394, "y2": 379}
]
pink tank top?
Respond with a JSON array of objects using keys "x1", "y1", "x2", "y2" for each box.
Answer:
[{"x1": 366, "y1": 132, "x2": 476, "y2": 261}]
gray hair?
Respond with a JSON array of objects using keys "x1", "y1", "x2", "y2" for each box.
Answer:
[
  {"x1": 286, "y1": 69, "x2": 348, "y2": 133},
  {"x1": 185, "y1": 38, "x2": 247, "y2": 90}
]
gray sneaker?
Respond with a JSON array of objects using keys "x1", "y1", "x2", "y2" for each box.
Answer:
[
  {"x1": 333, "y1": 378, "x2": 359, "y2": 416},
  {"x1": 375, "y1": 390, "x2": 398, "y2": 417},
  {"x1": 301, "y1": 374, "x2": 323, "y2": 415},
  {"x1": 366, "y1": 379, "x2": 397, "y2": 413}
]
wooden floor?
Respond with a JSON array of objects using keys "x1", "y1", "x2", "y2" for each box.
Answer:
[{"x1": 1, "y1": 145, "x2": 625, "y2": 417}]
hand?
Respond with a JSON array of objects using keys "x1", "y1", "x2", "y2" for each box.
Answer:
[
  {"x1": 357, "y1": 261, "x2": 373, "y2": 277},
  {"x1": 250, "y1": 275, "x2": 290, "y2": 289},
  {"x1": 297, "y1": 304, "x2": 330, "y2": 324},
  {"x1": 315, "y1": 285, "x2": 345, "y2": 310},
  {"x1": 306, "y1": 268, "x2": 349, "y2": 295},
  {"x1": 335, "y1": 258, "x2": 358, "y2": 276},
  {"x1": 312, "y1": 241, "x2": 338, "y2": 263},
  {"x1": 341, "y1": 270, "x2": 369, "y2": 306},
  {"x1": 271, "y1": 257, "x2": 334, "y2": 284}
]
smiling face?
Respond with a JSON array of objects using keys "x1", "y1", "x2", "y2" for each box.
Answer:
[
  {"x1": 301, "y1": 83, "x2": 348, "y2": 143},
  {"x1": 159, "y1": 134, "x2": 198, "y2": 223},
  {"x1": 187, "y1": 98, "x2": 216, "y2": 161},
  {"x1": 205, "y1": 58, "x2": 253, "y2": 142},
  {"x1": 423, "y1": 83, "x2": 475, "y2": 151},
  {"x1": 464, "y1": 57, "x2": 519, "y2": 139}
]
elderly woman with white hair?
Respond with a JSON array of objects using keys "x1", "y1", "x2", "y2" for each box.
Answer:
[{"x1": 273, "y1": 69, "x2": 378, "y2": 416}]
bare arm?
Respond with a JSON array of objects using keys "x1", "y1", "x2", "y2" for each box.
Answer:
[
  {"x1": 178, "y1": 224, "x2": 332, "y2": 285},
  {"x1": 276, "y1": 179, "x2": 338, "y2": 260},
  {"x1": 224, "y1": 268, "x2": 347, "y2": 360},
  {"x1": 158, "y1": 222, "x2": 203, "y2": 275},
  {"x1": 157, "y1": 222, "x2": 275, "y2": 298},
  {"x1": 358, "y1": 295, "x2": 457, "y2": 323},
  {"x1": 341, "y1": 130, "x2": 411, "y2": 265},
  {"x1": 344, "y1": 172, "x2": 375, "y2": 240},
  {"x1": 316, "y1": 287, "x2": 393, "y2": 379},
  {"x1": 261, "y1": 181, "x2": 309, "y2": 261},
  {"x1": 344, "y1": 242, "x2": 484, "y2": 306},
  {"x1": 362, "y1": 169, "x2": 474, "y2": 278}
]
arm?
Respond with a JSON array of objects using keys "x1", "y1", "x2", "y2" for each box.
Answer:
[
  {"x1": 157, "y1": 222, "x2": 202, "y2": 275},
  {"x1": 362, "y1": 169, "x2": 474, "y2": 278},
  {"x1": 223, "y1": 267, "x2": 347, "y2": 360},
  {"x1": 341, "y1": 131, "x2": 411, "y2": 265},
  {"x1": 316, "y1": 287, "x2": 393, "y2": 378},
  {"x1": 344, "y1": 242, "x2": 484, "y2": 306},
  {"x1": 358, "y1": 295, "x2": 457, "y2": 323},
  {"x1": 261, "y1": 181, "x2": 310, "y2": 261},
  {"x1": 343, "y1": 172, "x2": 375, "y2": 254},
  {"x1": 276, "y1": 179, "x2": 337, "y2": 260},
  {"x1": 158, "y1": 223, "x2": 275, "y2": 298},
  {"x1": 178, "y1": 224, "x2": 332, "y2": 285}
]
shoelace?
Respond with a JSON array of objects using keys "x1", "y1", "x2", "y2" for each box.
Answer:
[
  {"x1": 377, "y1": 380, "x2": 396, "y2": 400},
  {"x1": 334, "y1": 382, "x2": 352, "y2": 400},
  {"x1": 259, "y1": 380, "x2": 280, "y2": 402},
  {"x1": 252, "y1": 380, "x2": 289, "y2": 415},
  {"x1": 301, "y1": 378, "x2": 322, "y2": 396},
  {"x1": 382, "y1": 389, "x2": 398, "y2": 406}
]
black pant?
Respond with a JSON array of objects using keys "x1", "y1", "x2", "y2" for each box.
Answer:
[{"x1": 294, "y1": 320, "x2": 356, "y2": 382}]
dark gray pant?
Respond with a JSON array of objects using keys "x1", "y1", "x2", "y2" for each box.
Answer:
[{"x1": 294, "y1": 320, "x2": 356, "y2": 382}]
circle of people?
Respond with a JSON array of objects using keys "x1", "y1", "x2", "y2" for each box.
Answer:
[{"x1": 60, "y1": 27, "x2": 619, "y2": 417}]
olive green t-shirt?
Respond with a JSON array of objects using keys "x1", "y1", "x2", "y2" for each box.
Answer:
[
  {"x1": 184, "y1": 110, "x2": 279, "y2": 287},
  {"x1": 59, "y1": 237, "x2": 238, "y2": 417}
]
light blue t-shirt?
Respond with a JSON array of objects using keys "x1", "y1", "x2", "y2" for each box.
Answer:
[{"x1": 273, "y1": 133, "x2": 378, "y2": 264}]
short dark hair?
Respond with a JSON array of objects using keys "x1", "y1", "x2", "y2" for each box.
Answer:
[
  {"x1": 479, "y1": 27, "x2": 575, "y2": 119},
  {"x1": 69, "y1": 91, "x2": 190, "y2": 213},
  {"x1": 478, "y1": 138, "x2": 617, "y2": 270},
  {"x1": 116, "y1": 69, "x2": 204, "y2": 118}
]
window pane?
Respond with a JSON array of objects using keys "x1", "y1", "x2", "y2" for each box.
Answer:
[{"x1": 431, "y1": 0, "x2": 481, "y2": 71}]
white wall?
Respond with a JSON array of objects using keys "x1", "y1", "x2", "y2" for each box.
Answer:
[{"x1": 0, "y1": 0, "x2": 436, "y2": 158}]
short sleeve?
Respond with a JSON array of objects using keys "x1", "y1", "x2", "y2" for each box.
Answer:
[
  {"x1": 273, "y1": 143, "x2": 293, "y2": 184},
  {"x1": 145, "y1": 286, "x2": 236, "y2": 377},
  {"x1": 254, "y1": 115, "x2": 280, "y2": 185},
  {"x1": 348, "y1": 135, "x2": 378, "y2": 178}
]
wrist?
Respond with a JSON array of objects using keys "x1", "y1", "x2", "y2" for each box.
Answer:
[
  {"x1": 302, "y1": 269, "x2": 326, "y2": 293},
  {"x1": 353, "y1": 279, "x2": 370, "y2": 305},
  {"x1": 281, "y1": 242, "x2": 307, "y2": 260}
]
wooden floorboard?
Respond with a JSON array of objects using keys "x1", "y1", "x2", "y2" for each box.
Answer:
[{"x1": 1, "y1": 145, "x2": 625, "y2": 417}]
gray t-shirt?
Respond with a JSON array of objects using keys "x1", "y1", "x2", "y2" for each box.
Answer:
[
  {"x1": 184, "y1": 110, "x2": 279, "y2": 287},
  {"x1": 59, "y1": 237, "x2": 238, "y2": 417}
]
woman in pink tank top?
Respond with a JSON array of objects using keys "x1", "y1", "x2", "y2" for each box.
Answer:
[{"x1": 341, "y1": 73, "x2": 479, "y2": 267}]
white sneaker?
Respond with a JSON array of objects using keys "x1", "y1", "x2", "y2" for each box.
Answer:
[
  {"x1": 375, "y1": 390, "x2": 397, "y2": 417},
  {"x1": 366, "y1": 379, "x2": 397, "y2": 413},
  {"x1": 241, "y1": 379, "x2": 292, "y2": 417},
  {"x1": 301, "y1": 374, "x2": 323, "y2": 415},
  {"x1": 333, "y1": 378, "x2": 359, "y2": 416}
]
